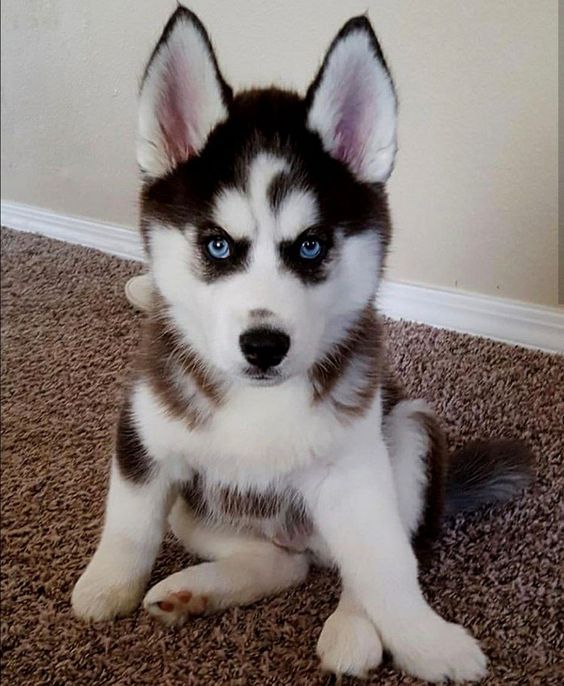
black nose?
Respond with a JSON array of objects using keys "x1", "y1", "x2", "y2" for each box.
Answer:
[{"x1": 239, "y1": 328, "x2": 290, "y2": 371}]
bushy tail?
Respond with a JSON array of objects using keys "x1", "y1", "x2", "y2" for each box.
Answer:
[{"x1": 444, "y1": 440, "x2": 533, "y2": 517}]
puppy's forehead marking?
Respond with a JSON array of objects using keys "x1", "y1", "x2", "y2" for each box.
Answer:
[
  {"x1": 213, "y1": 188, "x2": 254, "y2": 240},
  {"x1": 248, "y1": 153, "x2": 288, "y2": 213},
  {"x1": 212, "y1": 153, "x2": 318, "y2": 242},
  {"x1": 276, "y1": 189, "x2": 319, "y2": 240},
  {"x1": 212, "y1": 153, "x2": 287, "y2": 240}
]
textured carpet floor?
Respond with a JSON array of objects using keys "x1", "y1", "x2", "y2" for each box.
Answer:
[{"x1": 1, "y1": 228, "x2": 562, "y2": 685}]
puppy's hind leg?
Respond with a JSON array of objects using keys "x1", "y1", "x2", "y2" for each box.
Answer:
[
  {"x1": 143, "y1": 498, "x2": 310, "y2": 626},
  {"x1": 384, "y1": 399, "x2": 447, "y2": 548}
]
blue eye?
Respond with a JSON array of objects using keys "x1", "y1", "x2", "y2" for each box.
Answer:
[
  {"x1": 207, "y1": 237, "x2": 231, "y2": 260},
  {"x1": 299, "y1": 239, "x2": 322, "y2": 260}
]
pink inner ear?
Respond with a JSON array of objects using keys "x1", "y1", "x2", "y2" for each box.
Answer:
[
  {"x1": 333, "y1": 67, "x2": 374, "y2": 176},
  {"x1": 157, "y1": 52, "x2": 199, "y2": 166}
]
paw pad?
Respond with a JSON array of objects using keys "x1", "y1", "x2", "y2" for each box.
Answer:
[{"x1": 157, "y1": 600, "x2": 175, "y2": 612}]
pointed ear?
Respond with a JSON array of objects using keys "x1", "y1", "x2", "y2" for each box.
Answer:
[
  {"x1": 305, "y1": 16, "x2": 397, "y2": 183},
  {"x1": 137, "y1": 8, "x2": 232, "y2": 178}
]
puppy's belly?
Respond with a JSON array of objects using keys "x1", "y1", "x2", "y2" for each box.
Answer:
[{"x1": 180, "y1": 473, "x2": 321, "y2": 554}]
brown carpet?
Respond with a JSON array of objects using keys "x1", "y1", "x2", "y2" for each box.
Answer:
[{"x1": 1, "y1": 228, "x2": 562, "y2": 685}]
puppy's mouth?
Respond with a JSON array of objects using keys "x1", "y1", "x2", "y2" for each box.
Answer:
[{"x1": 242, "y1": 367, "x2": 286, "y2": 386}]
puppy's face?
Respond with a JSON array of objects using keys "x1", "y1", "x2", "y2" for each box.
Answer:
[{"x1": 138, "y1": 9, "x2": 397, "y2": 385}]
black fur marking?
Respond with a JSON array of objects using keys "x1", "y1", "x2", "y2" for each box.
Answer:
[
  {"x1": 194, "y1": 224, "x2": 251, "y2": 282},
  {"x1": 279, "y1": 225, "x2": 336, "y2": 285},
  {"x1": 140, "y1": 88, "x2": 392, "y2": 268},
  {"x1": 267, "y1": 169, "x2": 310, "y2": 213},
  {"x1": 115, "y1": 399, "x2": 155, "y2": 484},
  {"x1": 411, "y1": 411, "x2": 447, "y2": 557},
  {"x1": 381, "y1": 367, "x2": 406, "y2": 416},
  {"x1": 310, "y1": 305, "x2": 383, "y2": 416},
  {"x1": 180, "y1": 473, "x2": 313, "y2": 541}
]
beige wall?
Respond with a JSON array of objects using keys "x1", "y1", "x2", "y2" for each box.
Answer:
[{"x1": 1, "y1": 1, "x2": 559, "y2": 306}]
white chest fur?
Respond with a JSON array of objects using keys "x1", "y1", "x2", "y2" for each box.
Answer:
[{"x1": 131, "y1": 377, "x2": 346, "y2": 488}]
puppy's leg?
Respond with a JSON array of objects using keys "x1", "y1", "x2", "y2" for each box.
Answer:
[
  {"x1": 317, "y1": 585, "x2": 383, "y2": 678},
  {"x1": 384, "y1": 399, "x2": 445, "y2": 542},
  {"x1": 315, "y1": 400, "x2": 443, "y2": 678},
  {"x1": 72, "y1": 462, "x2": 173, "y2": 621},
  {"x1": 143, "y1": 499, "x2": 309, "y2": 625},
  {"x1": 299, "y1": 419, "x2": 487, "y2": 684}
]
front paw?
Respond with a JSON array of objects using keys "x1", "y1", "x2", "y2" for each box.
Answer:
[
  {"x1": 391, "y1": 615, "x2": 487, "y2": 683},
  {"x1": 71, "y1": 556, "x2": 146, "y2": 622},
  {"x1": 317, "y1": 608, "x2": 383, "y2": 679}
]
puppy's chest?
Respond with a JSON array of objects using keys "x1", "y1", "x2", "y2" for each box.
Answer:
[
  {"x1": 177, "y1": 380, "x2": 340, "y2": 477},
  {"x1": 181, "y1": 473, "x2": 313, "y2": 551}
]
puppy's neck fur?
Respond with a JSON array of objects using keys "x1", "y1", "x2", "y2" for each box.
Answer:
[{"x1": 137, "y1": 295, "x2": 384, "y2": 428}]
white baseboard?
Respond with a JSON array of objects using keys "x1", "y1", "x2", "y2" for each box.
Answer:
[
  {"x1": 1, "y1": 201, "x2": 144, "y2": 262},
  {"x1": 377, "y1": 281, "x2": 563, "y2": 354},
  {"x1": 2, "y1": 200, "x2": 563, "y2": 354}
]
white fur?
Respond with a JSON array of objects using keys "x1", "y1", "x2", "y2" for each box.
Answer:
[
  {"x1": 75, "y1": 380, "x2": 487, "y2": 681},
  {"x1": 246, "y1": 153, "x2": 288, "y2": 229},
  {"x1": 317, "y1": 588, "x2": 383, "y2": 678},
  {"x1": 145, "y1": 501, "x2": 309, "y2": 625},
  {"x1": 213, "y1": 154, "x2": 318, "y2": 242},
  {"x1": 317, "y1": 586, "x2": 383, "y2": 678},
  {"x1": 276, "y1": 189, "x2": 319, "y2": 240},
  {"x1": 329, "y1": 343, "x2": 377, "y2": 409},
  {"x1": 385, "y1": 399, "x2": 434, "y2": 535},
  {"x1": 137, "y1": 14, "x2": 228, "y2": 177},
  {"x1": 132, "y1": 377, "x2": 337, "y2": 484},
  {"x1": 77, "y1": 375, "x2": 487, "y2": 683},
  {"x1": 296, "y1": 402, "x2": 487, "y2": 682},
  {"x1": 212, "y1": 188, "x2": 256, "y2": 240},
  {"x1": 71, "y1": 462, "x2": 174, "y2": 621},
  {"x1": 307, "y1": 29, "x2": 397, "y2": 183}
]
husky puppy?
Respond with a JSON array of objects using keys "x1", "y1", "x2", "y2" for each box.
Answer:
[{"x1": 72, "y1": 8, "x2": 531, "y2": 681}]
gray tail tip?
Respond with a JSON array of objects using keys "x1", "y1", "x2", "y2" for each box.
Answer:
[{"x1": 445, "y1": 439, "x2": 534, "y2": 517}]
